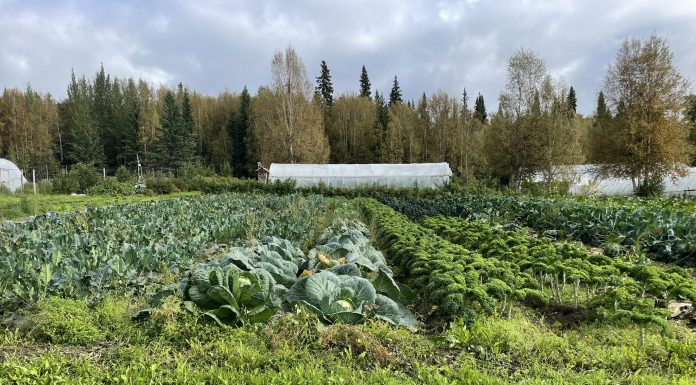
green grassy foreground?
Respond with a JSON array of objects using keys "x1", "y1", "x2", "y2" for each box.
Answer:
[
  {"x1": 0, "y1": 296, "x2": 694, "y2": 385},
  {"x1": 0, "y1": 192, "x2": 199, "y2": 221}
]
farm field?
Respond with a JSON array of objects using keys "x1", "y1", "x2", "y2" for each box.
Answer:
[
  {"x1": 1, "y1": 192, "x2": 695, "y2": 384},
  {"x1": 0, "y1": 192, "x2": 200, "y2": 221}
]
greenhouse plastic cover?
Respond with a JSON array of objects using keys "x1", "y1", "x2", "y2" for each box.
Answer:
[
  {"x1": 543, "y1": 164, "x2": 696, "y2": 197},
  {"x1": 0, "y1": 158, "x2": 26, "y2": 192},
  {"x1": 268, "y1": 163, "x2": 452, "y2": 188}
]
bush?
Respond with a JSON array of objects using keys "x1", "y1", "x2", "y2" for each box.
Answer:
[
  {"x1": 115, "y1": 166, "x2": 133, "y2": 182},
  {"x1": 71, "y1": 163, "x2": 100, "y2": 192},
  {"x1": 87, "y1": 178, "x2": 136, "y2": 196},
  {"x1": 51, "y1": 163, "x2": 100, "y2": 194},
  {"x1": 635, "y1": 174, "x2": 665, "y2": 197},
  {"x1": 173, "y1": 174, "x2": 207, "y2": 192},
  {"x1": 51, "y1": 173, "x2": 79, "y2": 194},
  {"x1": 146, "y1": 176, "x2": 178, "y2": 195}
]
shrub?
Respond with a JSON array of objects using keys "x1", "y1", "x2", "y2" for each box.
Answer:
[
  {"x1": 87, "y1": 178, "x2": 136, "y2": 196},
  {"x1": 51, "y1": 163, "x2": 100, "y2": 194},
  {"x1": 146, "y1": 176, "x2": 178, "y2": 195},
  {"x1": 51, "y1": 173, "x2": 79, "y2": 194},
  {"x1": 71, "y1": 163, "x2": 100, "y2": 193},
  {"x1": 635, "y1": 174, "x2": 665, "y2": 197},
  {"x1": 115, "y1": 165, "x2": 133, "y2": 182}
]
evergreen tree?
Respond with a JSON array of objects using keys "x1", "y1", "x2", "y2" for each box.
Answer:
[
  {"x1": 474, "y1": 93, "x2": 487, "y2": 123},
  {"x1": 389, "y1": 75, "x2": 402, "y2": 107},
  {"x1": 588, "y1": 91, "x2": 613, "y2": 163},
  {"x1": 567, "y1": 86, "x2": 577, "y2": 113},
  {"x1": 373, "y1": 91, "x2": 389, "y2": 160},
  {"x1": 688, "y1": 95, "x2": 696, "y2": 165},
  {"x1": 227, "y1": 86, "x2": 251, "y2": 177},
  {"x1": 151, "y1": 91, "x2": 184, "y2": 171},
  {"x1": 180, "y1": 85, "x2": 199, "y2": 163},
  {"x1": 64, "y1": 70, "x2": 103, "y2": 166},
  {"x1": 119, "y1": 79, "x2": 141, "y2": 168},
  {"x1": 416, "y1": 93, "x2": 430, "y2": 161},
  {"x1": 359, "y1": 65, "x2": 371, "y2": 100},
  {"x1": 595, "y1": 91, "x2": 610, "y2": 120},
  {"x1": 92, "y1": 64, "x2": 116, "y2": 167},
  {"x1": 315, "y1": 60, "x2": 334, "y2": 107}
]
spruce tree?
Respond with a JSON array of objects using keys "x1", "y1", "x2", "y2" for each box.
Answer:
[
  {"x1": 688, "y1": 95, "x2": 696, "y2": 165},
  {"x1": 65, "y1": 70, "x2": 103, "y2": 166},
  {"x1": 119, "y1": 79, "x2": 141, "y2": 168},
  {"x1": 373, "y1": 91, "x2": 389, "y2": 160},
  {"x1": 228, "y1": 86, "x2": 251, "y2": 178},
  {"x1": 180, "y1": 86, "x2": 198, "y2": 163},
  {"x1": 152, "y1": 91, "x2": 183, "y2": 171},
  {"x1": 92, "y1": 64, "x2": 115, "y2": 167},
  {"x1": 359, "y1": 65, "x2": 371, "y2": 100},
  {"x1": 389, "y1": 75, "x2": 402, "y2": 107},
  {"x1": 567, "y1": 86, "x2": 577, "y2": 113},
  {"x1": 474, "y1": 93, "x2": 487, "y2": 123},
  {"x1": 596, "y1": 91, "x2": 609, "y2": 120},
  {"x1": 315, "y1": 60, "x2": 334, "y2": 107}
]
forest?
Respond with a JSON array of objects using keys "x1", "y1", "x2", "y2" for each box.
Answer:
[{"x1": 1, "y1": 34, "x2": 695, "y2": 191}]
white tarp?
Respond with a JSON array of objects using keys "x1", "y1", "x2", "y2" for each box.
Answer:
[
  {"x1": 537, "y1": 164, "x2": 696, "y2": 197},
  {"x1": 268, "y1": 163, "x2": 452, "y2": 188},
  {"x1": 0, "y1": 158, "x2": 26, "y2": 192}
]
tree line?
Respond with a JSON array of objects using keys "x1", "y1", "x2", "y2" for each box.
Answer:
[{"x1": 0, "y1": 34, "x2": 694, "y2": 190}]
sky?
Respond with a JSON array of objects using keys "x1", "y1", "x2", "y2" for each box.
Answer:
[{"x1": 1, "y1": 0, "x2": 695, "y2": 116}]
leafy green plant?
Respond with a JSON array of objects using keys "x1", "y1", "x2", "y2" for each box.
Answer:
[
  {"x1": 286, "y1": 270, "x2": 416, "y2": 328},
  {"x1": 182, "y1": 263, "x2": 280, "y2": 326},
  {"x1": 175, "y1": 218, "x2": 417, "y2": 329}
]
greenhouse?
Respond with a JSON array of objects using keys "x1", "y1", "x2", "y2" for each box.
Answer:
[
  {"x1": 0, "y1": 158, "x2": 25, "y2": 192},
  {"x1": 549, "y1": 164, "x2": 696, "y2": 196},
  {"x1": 268, "y1": 163, "x2": 453, "y2": 188}
]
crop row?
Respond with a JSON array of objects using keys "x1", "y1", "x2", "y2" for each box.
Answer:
[
  {"x1": 361, "y1": 199, "x2": 694, "y2": 327},
  {"x1": 378, "y1": 194, "x2": 696, "y2": 266},
  {"x1": 423, "y1": 216, "x2": 696, "y2": 326},
  {"x1": 360, "y1": 199, "x2": 550, "y2": 322},
  {"x1": 0, "y1": 193, "x2": 326, "y2": 311},
  {"x1": 174, "y1": 219, "x2": 416, "y2": 328}
]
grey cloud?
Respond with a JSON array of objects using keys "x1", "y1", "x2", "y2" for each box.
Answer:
[{"x1": 1, "y1": 0, "x2": 694, "y2": 115}]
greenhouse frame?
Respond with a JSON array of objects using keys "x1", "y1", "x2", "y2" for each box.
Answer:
[
  {"x1": 268, "y1": 163, "x2": 453, "y2": 188},
  {"x1": 0, "y1": 158, "x2": 26, "y2": 192}
]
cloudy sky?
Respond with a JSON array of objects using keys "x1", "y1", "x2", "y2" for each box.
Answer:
[{"x1": 1, "y1": 0, "x2": 695, "y2": 115}]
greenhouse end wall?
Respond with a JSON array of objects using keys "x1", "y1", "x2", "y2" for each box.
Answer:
[
  {"x1": 0, "y1": 158, "x2": 26, "y2": 192},
  {"x1": 268, "y1": 163, "x2": 452, "y2": 189}
]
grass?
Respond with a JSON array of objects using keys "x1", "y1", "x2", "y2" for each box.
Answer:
[
  {"x1": 0, "y1": 192, "x2": 199, "y2": 221},
  {"x1": 0, "y1": 296, "x2": 694, "y2": 384}
]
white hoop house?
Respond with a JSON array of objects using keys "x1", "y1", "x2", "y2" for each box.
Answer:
[
  {"x1": 0, "y1": 158, "x2": 26, "y2": 192},
  {"x1": 537, "y1": 164, "x2": 696, "y2": 197},
  {"x1": 268, "y1": 163, "x2": 452, "y2": 188}
]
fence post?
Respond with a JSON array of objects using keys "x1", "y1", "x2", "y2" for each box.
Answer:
[
  {"x1": 103, "y1": 168, "x2": 106, "y2": 180},
  {"x1": 33, "y1": 169, "x2": 36, "y2": 195},
  {"x1": 20, "y1": 169, "x2": 24, "y2": 193}
]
